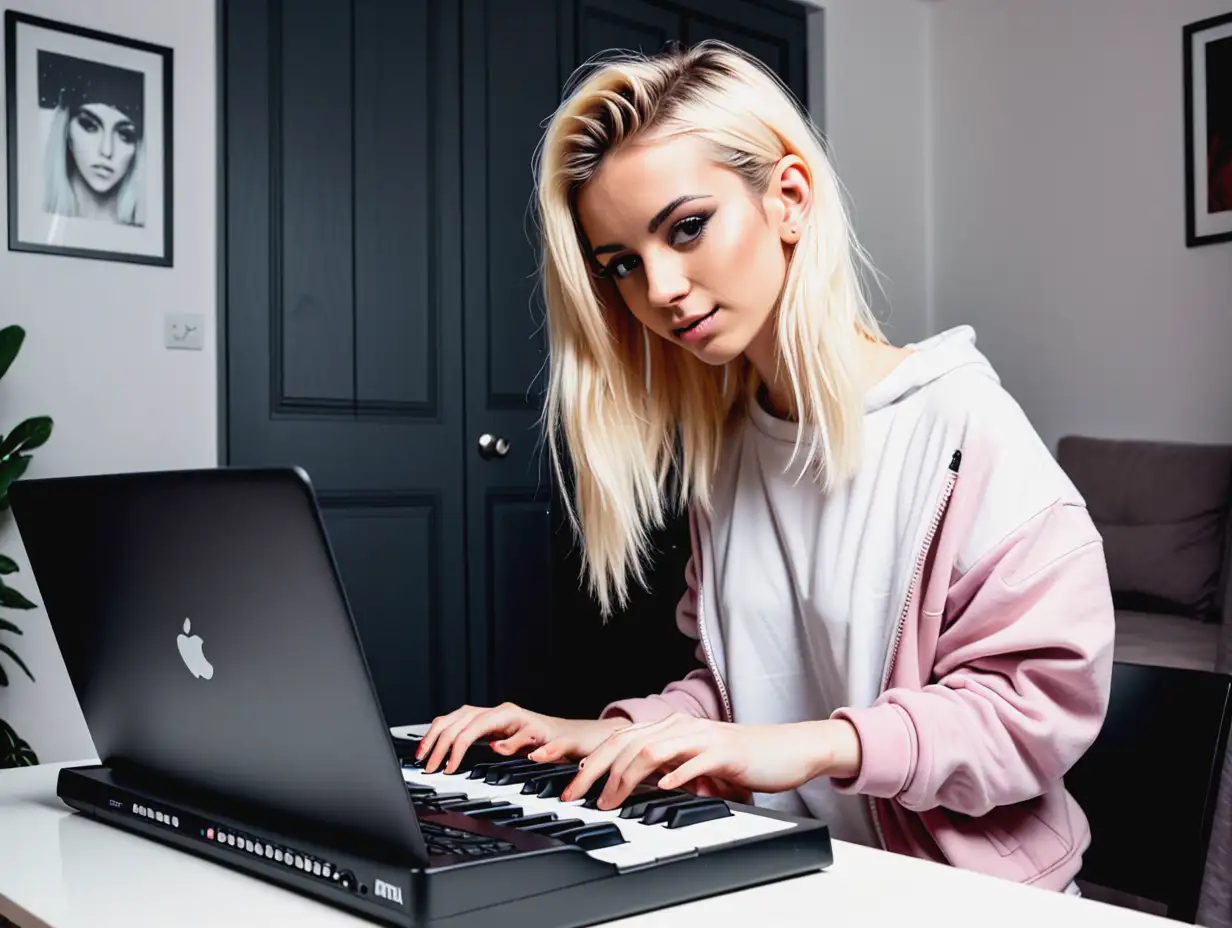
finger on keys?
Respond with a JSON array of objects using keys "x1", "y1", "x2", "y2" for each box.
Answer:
[
  {"x1": 446, "y1": 703, "x2": 527, "y2": 773},
  {"x1": 492, "y1": 725, "x2": 543, "y2": 756},
  {"x1": 427, "y1": 709, "x2": 480, "y2": 773},
  {"x1": 561, "y1": 718, "x2": 667, "y2": 803},
  {"x1": 658, "y1": 752, "x2": 721, "y2": 791},
  {"x1": 417, "y1": 708, "x2": 465, "y2": 762},
  {"x1": 445, "y1": 707, "x2": 506, "y2": 773},
  {"x1": 528, "y1": 738, "x2": 568, "y2": 762},
  {"x1": 600, "y1": 733, "x2": 692, "y2": 810}
]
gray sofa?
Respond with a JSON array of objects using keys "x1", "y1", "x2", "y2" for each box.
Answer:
[
  {"x1": 1056, "y1": 435, "x2": 1232, "y2": 674},
  {"x1": 1058, "y1": 435, "x2": 1232, "y2": 926}
]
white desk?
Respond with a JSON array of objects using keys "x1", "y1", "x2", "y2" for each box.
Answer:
[{"x1": 0, "y1": 748, "x2": 1172, "y2": 928}]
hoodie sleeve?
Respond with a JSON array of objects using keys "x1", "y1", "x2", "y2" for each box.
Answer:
[
  {"x1": 599, "y1": 514, "x2": 726, "y2": 725},
  {"x1": 831, "y1": 434, "x2": 1115, "y2": 817}
]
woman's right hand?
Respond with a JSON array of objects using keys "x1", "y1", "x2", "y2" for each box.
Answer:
[{"x1": 416, "y1": 702, "x2": 628, "y2": 774}]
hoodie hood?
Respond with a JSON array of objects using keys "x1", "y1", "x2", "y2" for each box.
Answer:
[
  {"x1": 747, "y1": 325, "x2": 1001, "y2": 441},
  {"x1": 864, "y1": 325, "x2": 999, "y2": 413}
]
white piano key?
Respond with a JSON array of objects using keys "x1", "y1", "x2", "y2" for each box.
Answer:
[{"x1": 667, "y1": 810, "x2": 796, "y2": 849}]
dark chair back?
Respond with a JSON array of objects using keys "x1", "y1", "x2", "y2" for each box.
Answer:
[{"x1": 1065, "y1": 661, "x2": 1232, "y2": 922}]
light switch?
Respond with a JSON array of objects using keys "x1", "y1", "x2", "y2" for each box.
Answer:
[{"x1": 165, "y1": 313, "x2": 205, "y2": 350}]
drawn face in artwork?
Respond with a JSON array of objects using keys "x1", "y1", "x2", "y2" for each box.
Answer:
[{"x1": 68, "y1": 102, "x2": 139, "y2": 195}]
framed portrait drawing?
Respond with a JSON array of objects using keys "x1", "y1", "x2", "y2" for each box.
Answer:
[
  {"x1": 1184, "y1": 11, "x2": 1232, "y2": 247},
  {"x1": 4, "y1": 11, "x2": 173, "y2": 266}
]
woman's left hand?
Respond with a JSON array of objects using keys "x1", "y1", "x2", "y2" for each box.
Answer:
[{"x1": 562, "y1": 713, "x2": 862, "y2": 810}]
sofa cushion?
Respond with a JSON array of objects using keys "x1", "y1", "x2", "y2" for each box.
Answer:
[
  {"x1": 1113, "y1": 609, "x2": 1219, "y2": 672},
  {"x1": 1057, "y1": 436, "x2": 1232, "y2": 621}
]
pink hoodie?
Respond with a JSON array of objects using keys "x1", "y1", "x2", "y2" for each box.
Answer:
[{"x1": 602, "y1": 327, "x2": 1115, "y2": 891}]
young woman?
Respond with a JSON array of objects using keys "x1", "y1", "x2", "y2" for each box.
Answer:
[
  {"x1": 40, "y1": 52, "x2": 146, "y2": 226},
  {"x1": 418, "y1": 41, "x2": 1114, "y2": 894}
]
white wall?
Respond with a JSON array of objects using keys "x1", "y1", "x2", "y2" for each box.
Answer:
[
  {"x1": 810, "y1": 0, "x2": 933, "y2": 346},
  {"x1": 930, "y1": 0, "x2": 1232, "y2": 450},
  {"x1": 0, "y1": 0, "x2": 217, "y2": 764}
]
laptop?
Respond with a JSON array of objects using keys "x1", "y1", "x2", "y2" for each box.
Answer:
[{"x1": 10, "y1": 467, "x2": 831, "y2": 927}]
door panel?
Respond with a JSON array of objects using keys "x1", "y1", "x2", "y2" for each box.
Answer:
[
  {"x1": 354, "y1": 0, "x2": 436, "y2": 411},
  {"x1": 684, "y1": 16, "x2": 784, "y2": 78},
  {"x1": 576, "y1": 0, "x2": 680, "y2": 60},
  {"x1": 460, "y1": 0, "x2": 560, "y2": 708},
  {"x1": 680, "y1": 0, "x2": 806, "y2": 103},
  {"x1": 224, "y1": 0, "x2": 467, "y2": 726},
  {"x1": 278, "y1": 0, "x2": 353, "y2": 408},
  {"x1": 319, "y1": 493, "x2": 440, "y2": 721}
]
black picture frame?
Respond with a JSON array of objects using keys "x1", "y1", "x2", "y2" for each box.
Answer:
[
  {"x1": 1183, "y1": 11, "x2": 1232, "y2": 248},
  {"x1": 5, "y1": 11, "x2": 173, "y2": 266}
]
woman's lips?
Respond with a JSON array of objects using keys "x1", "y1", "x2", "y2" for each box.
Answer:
[{"x1": 674, "y1": 306, "x2": 719, "y2": 343}]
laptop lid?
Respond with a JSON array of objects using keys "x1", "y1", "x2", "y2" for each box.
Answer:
[{"x1": 10, "y1": 466, "x2": 427, "y2": 864}]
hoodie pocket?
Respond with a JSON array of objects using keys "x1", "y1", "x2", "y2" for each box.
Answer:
[{"x1": 986, "y1": 820, "x2": 1021, "y2": 857}]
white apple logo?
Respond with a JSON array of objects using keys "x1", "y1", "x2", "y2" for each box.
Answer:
[{"x1": 176, "y1": 618, "x2": 214, "y2": 680}]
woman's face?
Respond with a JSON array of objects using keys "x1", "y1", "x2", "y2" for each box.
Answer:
[
  {"x1": 68, "y1": 103, "x2": 138, "y2": 195},
  {"x1": 575, "y1": 134, "x2": 809, "y2": 366}
]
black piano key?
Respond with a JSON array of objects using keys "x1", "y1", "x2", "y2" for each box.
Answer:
[
  {"x1": 482, "y1": 760, "x2": 543, "y2": 784},
  {"x1": 522, "y1": 818, "x2": 586, "y2": 836},
  {"x1": 499, "y1": 812, "x2": 558, "y2": 829},
  {"x1": 489, "y1": 762, "x2": 557, "y2": 785},
  {"x1": 552, "y1": 822, "x2": 626, "y2": 850},
  {"x1": 422, "y1": 740, "x2": 506, "y2": 774},
  {"x1": 394, "y1": 734, "x2": 423, "y2": 764},
  {"x1": 405, "y1": 784, "x2": 436, "y2": 797},
  {"x1": 663, "y1": 798, "x2": 733, "y2": 829},
  {"x1": 419, "y1": 792, "x2": 469, "y2": 807},
  {"x1": 458, "y1": 759, "x2": 508, "y2": 780},
  {"x1": 521, "y1": 765, "x2": 578, "y2": 795},
  {"x1": 435, "y1": 799, "x2": 498, "y2": 813},
  {"x1": 617, "y1": 789, "x2": 682, "y2": 819},
  {"x1": 581, "y1": 774, "x2": 616, "y2": 808},
  {"x1": 467, "y1": 803, "x2": 524, "y2": 821},
  {"x1": 579, "y1": 769, "x2": 613, "y2": 808},
  {"x1": 535, "y1": 769, "x2": 580, "y2": 799},
  {"x1": 639, "y1": 795, "x2": 698, "y2": 825}
]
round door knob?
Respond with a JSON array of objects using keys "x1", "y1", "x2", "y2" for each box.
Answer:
[{"x1": 478, "y1": 433, "x2": 510, "y2": 460}]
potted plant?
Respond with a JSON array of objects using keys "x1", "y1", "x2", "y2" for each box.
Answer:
[{"x1": 0, "y1": 325, "x2": 52, "y2": 768}]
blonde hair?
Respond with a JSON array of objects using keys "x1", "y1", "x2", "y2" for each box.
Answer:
[{"x1": 535, "y1": 40, "x2": 884, "y2": 615}]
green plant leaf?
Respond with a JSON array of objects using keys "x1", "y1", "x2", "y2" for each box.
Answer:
[
  {"x1": 0, "y1": 327, "x2": 24, "y2": 382},
  {"x1": 0, "y1": 643, "x2": 33, "y2": 683},
  {"x1": 0, "y1": 416, "x2": 52, "y2": 458},
  {"x1": 0, "y1": 454, "x2": 31, "y2": 510},
  {"x1": 0, "y1": 555, "x2": 16, "y2": 574},
  {"x1": 0, "y1": 618, "x2": 23, "y2": 635},
  {"x1": 0, "y1": 719, "x2": 38, "y2": 767},
  {"x1": 0, "y1": 584, "x2": 35, "y2": 610}
]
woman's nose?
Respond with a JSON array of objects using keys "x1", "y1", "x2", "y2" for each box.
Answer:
[
  {"x1": 643, "y1": 254, "x2": 689, "y2": 307},
  {"x1": 99, "y1": 129, "x2": 114, "y2": 159}
]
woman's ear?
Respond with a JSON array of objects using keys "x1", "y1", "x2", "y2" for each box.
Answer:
[{"x1": 767, "y1": 154, "x2": 813, "y2": 244}]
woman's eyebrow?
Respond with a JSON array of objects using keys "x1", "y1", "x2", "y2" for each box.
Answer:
[{"x1": 593, "y1": 193, "x2": 712, "y2": 256}]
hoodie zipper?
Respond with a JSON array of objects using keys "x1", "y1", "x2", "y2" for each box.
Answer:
[
  {"x1": 696, "y1": 587, "x2": 733, "y2": 722},
  {"x1": 868, "y1": 448, "x2": 962, "y2": 849}
]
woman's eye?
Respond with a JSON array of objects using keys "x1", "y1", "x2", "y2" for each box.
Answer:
[
  {"x1": 606, "y1": 255, "x2": 641, "y2": 279},
  {"x1": 669, "y1": 214, "x2": 709, "y2": 246}
]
